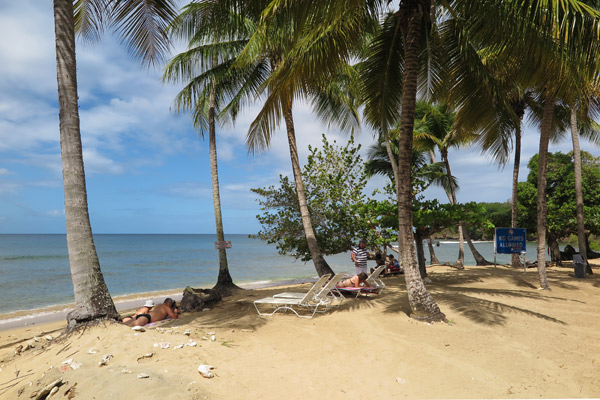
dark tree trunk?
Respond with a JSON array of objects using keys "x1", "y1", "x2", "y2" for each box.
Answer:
[
  {"x1": 415, "y1": 230, "x2": 427, "y2": 278},
  {"x1": 426, "y1": 236, "x2": 440, "y2": 264},
  {"x1": 463, "y1": 228, "x2": 492, "y2": 265},
  {"x1": 54, "y1": 0, "x2": 117, "y2": 329},
  {"x1": 397, "y1": 0, "x2": 445, "y2": 322},
  {"x1": 282, "y1": 102, "x2": 334, "y2": 277}
]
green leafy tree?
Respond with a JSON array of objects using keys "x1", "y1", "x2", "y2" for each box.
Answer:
[
  {"x1": 252, "y1": 136, "x2": 370, "y2": 261},
  {"x1": 518, "y1": 151, "x2": 600, "y2": 262},
  {"x1": 54, "y1": 0, "x2": 177, "y2": 328}
]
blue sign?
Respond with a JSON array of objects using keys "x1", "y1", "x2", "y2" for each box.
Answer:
[{"x1": 495, "y1": 228, "x2": 526, "y2": 254}]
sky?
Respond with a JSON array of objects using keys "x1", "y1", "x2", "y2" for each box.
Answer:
[{"x1": 0, "y1": 2, "x2": 597, "y2": 235}]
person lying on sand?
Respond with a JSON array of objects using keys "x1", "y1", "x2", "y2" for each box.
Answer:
[
  {"x1": 122, "y1": 299, "x2": 154, "y2": 324},
  {"x1": 336, "y1": 272, "x2": 369, "y2": 288},
  {"x1": 124, "y1": 298, "x2": 179, "y2": 327}
]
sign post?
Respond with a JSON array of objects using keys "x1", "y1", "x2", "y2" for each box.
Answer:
[
  {"x1": 494, "y1": 228, "x2": 526, "y2": 270},
  {"x1": 214, "y1": 241, "x2": 232, "y2": 249}
]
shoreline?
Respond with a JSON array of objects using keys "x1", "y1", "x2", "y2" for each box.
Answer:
[{"x1": 0, "y1": 276, "x2": 318, "y2": 332}]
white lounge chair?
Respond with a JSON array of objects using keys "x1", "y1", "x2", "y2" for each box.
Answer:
[
  {"x1": 274, "y1": 272, "x2": 346, "y2": 308},
  {"x1": 366, "y1": 265, "x2": 386, "y2": 291},
  {"x1": 335, "y1": 266, "x2": 386, "y2": 297},
  {"x1": 253, "y1": 274, "x2": 331, "y2": 318}
]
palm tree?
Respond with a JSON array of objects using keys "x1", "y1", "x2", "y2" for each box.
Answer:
[
  {"x1": 413, "y1": 101, "x2": 493, "y2": 267},
  {"x1": 565, "y1": 78, "x2": 600, "y2": 274},
  {"x1": 164, "y1": 2, "x2": 252, "y2": 295},
  {"x1": 168, "y1": 1, "x2": 362, "y2": 278},
  {"x1": 53, "y1": 0, "x2": 177, "y2": 328}
]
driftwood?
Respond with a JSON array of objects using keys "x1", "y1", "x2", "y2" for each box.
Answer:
[{"x1": 179, "y1": 286, "x2": 222, "y2": 313}]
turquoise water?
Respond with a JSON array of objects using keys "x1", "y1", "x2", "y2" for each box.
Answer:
[{"x1": 0, "y1": 234, "x2": 545, "y2": 314}]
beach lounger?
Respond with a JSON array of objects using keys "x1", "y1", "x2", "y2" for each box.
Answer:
[
  {"x1": 335, "y1": 285, "x2": 379, "y2": 298},
  {"x1": 274, "y1": 272, "x2": 346, "y2": 308},
  {"x1": 366, "y1": 265, "x2": 386, "y2": 291},
  {"x1": 254, "y1": 274, "x2": 332, "y2": 318},
  {"x1": 335, "y1": 266, "x2": 386, "y2": 297}
]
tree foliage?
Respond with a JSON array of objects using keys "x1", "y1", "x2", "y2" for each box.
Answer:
[
  {"x1": 251, "y1": 135, "x2": 370, "y2": 261},
  {"x1": 517, "y1": 151, "x2": 600, "y2": 239}
]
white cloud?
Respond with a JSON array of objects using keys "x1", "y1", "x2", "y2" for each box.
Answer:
[
  {"x1": 45, "y1": 209, "x2": 64, "y2": 217},
  {"x1": 0, "y1": 168, "x2": 13, "y2": 175}
]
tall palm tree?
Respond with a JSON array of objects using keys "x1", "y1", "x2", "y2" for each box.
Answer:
[
  {"x1": 164, "y1": 2, "x2": 253, "y2": 295},
  {"x1": 565, "y1": 78, "x2": 600, "y2": 274},
  {"x1": 168, "y1": 1, "x2": 362, "y2": 278},
  {"x1": 54, "y1": 0, "x2": 177, "y2": 328}
]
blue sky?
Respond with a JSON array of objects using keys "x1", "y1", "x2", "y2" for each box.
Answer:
[{"x1": 0, "y1": 1, "x2": 597, "y2": 234}]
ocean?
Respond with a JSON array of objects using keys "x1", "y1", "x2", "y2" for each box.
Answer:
[{"x1": 0, "y1": 234, "x2": 541, "y2": 316}]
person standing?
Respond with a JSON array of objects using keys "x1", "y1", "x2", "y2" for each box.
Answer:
[{"x1": 352, "y1": 240, "x2": 368, "y2": 275}]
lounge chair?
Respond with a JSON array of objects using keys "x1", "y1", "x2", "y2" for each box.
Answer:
[
  {"x1": 366, "y1": 265, "x2": 386, "y2": 291},
  {"x1": 274, "y1": 272, "x2": 346, "y2": 308},
  {"x1": 336, "y1": 266, "x2": 386, "y2": 297},
  {"x1": 253, "y1": 274, "x2": 331, "y2": 318}
]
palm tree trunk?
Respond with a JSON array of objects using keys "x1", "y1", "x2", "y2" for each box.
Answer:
[
  {"x1": 397, "y1": 0, "x2": 445, "y2": 322},
  {"x1": 511, "y1": 122, "x2": 523, "y2": 268},
  {"x1": 427, "y1": 236, "x2": 440, "y2": 264},
  {"x1": 463, "y1": 228, "x2": 491, "y2": 265},
  {"x1": 208, "y1": 80, "x2": 239, "y2": 295},
  {"x1": 536, "y1": 96, "x2": 554, "y2": 290},
  {"x1": 282, "y1": 102, "x2": 334, "y2": 277},
  {"x1": 570, "y1": 107, "x2": 588, "y2": 274},
  {"x1": 441, "y1": 153, "x2": 465, "y2": 269},
  {"x1": 53, "y1": 0, "x2": 117, "y2": 328},
  {"x1": 414, "y1": 230, "x2": 427, "y2": 278}
]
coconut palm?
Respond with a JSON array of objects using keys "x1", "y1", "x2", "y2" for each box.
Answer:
[
  {"x1": 167, "y1": 1, "x2": 362, "y2": 278},
  {"x1": 163, "y1": 2, "x2": 256, "y2": 295},
  {"x1": 54, "y1": 0, "x2": 177, "y2": 328}
]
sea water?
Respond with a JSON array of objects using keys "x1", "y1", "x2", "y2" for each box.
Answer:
[{"x1": 0, "y1": 234, "x2": 544, "y2": 315}]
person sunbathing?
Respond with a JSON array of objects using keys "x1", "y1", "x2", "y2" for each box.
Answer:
[
  {"x1": 122, "y1": 299, "x2": 154, "y2": 324},
  {"x1": 125, "y1": 298, "x2": 179, "y2": 326},
  {"x1": 336, "y1": 272, "x2": 369, "y2": 288}
]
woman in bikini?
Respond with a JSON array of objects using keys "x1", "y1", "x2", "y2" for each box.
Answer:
[
  {"x1": 122, "y1": 300, "x2": 154, "y2": 324},
  {"x1": 336, "y1": 272, "x2": 369, "y2": 288}
]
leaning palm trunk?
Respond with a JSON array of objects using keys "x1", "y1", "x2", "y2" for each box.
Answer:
[
  {"x1": 511, "y1": 122, "x2": 523, "y2": 268},
  {"x1": 282, "y1": 102, "x2": 334, "y2": 277},
  {"x1": 426, "y1": 237, "x2": 440, "y2": 264},
  {"x1": 53, "y1": 0, "x2": 117, "y2": 328},
  {"x1": 207, "y1": 82, "x2": 239, "y2": 295},
  {"x1": 397, "y1": 0, "x2": 445, "y2": 322},
  {"x1": 536, "y1": 97, "x2": 554, "y2": 290},
  {"x1": 442, "y1": 155, "x2": 465, "y2": 269},
  {"x1": 462, "y1": 228, "x2": 491, "y2": 265},
  {"x1": 570, "y1": 107, "x2": 588, "y2": 274}
]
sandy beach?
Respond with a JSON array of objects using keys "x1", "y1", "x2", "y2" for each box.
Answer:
[{"x1": 1, "y1": 262, "x2": 599, "y2": 399}]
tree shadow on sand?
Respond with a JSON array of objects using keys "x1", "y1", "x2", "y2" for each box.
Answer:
[{"x1": 374, "y1": 266, "x2": 598, "y2": 327}]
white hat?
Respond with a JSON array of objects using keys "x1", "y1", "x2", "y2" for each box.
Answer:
[{"x1": 144, "y1": 300, "x2": 155, "y2": 307}]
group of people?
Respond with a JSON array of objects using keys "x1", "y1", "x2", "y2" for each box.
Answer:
[
  {"x1": 336, "y1": 240, "x2": 403, "y2": 289},
  {"x1": 122, "y1": 297, "x2": 180, "y2": 327}
]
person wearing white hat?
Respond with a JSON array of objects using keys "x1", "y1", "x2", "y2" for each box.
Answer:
[{"x1": 122, "y1": 300, "x2": 155, "y2": 323}]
